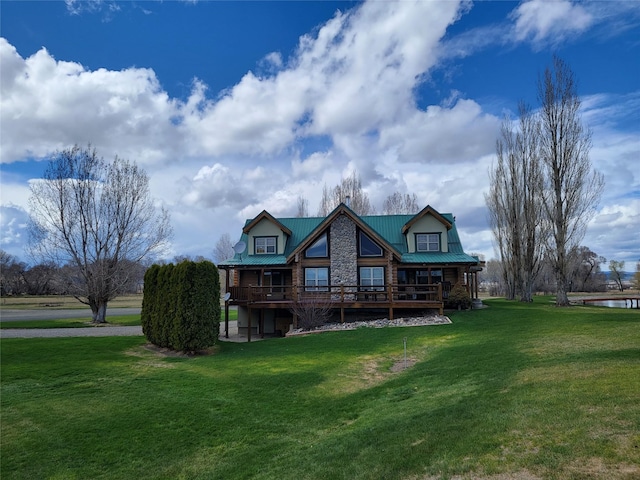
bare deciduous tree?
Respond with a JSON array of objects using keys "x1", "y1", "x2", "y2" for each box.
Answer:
[
  {"x1": 486, "y1": 102, "x2": 545, "y2": 302},
  {"x1": 213, "y1": 233, "x2": 236, "y2": 263},
  {"x1": 28, "y1": 145, "x2": 172, "y2": 323},
  {"x1": 538, "y1": 56, "x2": 604, "y2": 306},
  {"x1": 0, "y1": 250, "x2": 26, "y2": 296},
  {"x1": 567, "y1": 246, "x2": 606, "y2": 292},
  {"x1": 382, "y1": 192, "x2": 420, "y2": 214},
  {"x1": 608, "y1": 260, "x2": 625, "y2": 292},
  {"x1": 317, "y1": 171, "x2": 374, "y2": 216},
  {"x1": 296, "y1": 195, "x2": 309, "y2": 218}
]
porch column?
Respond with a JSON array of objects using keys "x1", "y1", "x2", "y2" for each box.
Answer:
[
  {"x1": 260, "y1": 309, "x2": 265, "y2": 339},
  {"x1": 224, "y1": 300, "x2": 229, "y2": 338}
]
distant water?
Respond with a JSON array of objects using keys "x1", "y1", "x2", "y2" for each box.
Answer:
[{"x1": 585, "y1": 299, "x2": 639, "y2": 309}]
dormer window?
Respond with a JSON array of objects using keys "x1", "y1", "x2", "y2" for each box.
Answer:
[
  {"x1": 255, "y1": 236, "x2": 276, "y2": 254},
  {"x1": 416, "y1": 233, "x2": 440, "y2": 252},
  {"x1": 305, "y1": 233, "x2": 328, "y2": 258},
  {"x1": 359, "y1": 231, "x2": 383, "y2": 257}
]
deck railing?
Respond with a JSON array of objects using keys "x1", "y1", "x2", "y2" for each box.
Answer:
[{"x1": 228, "y1": 283, "x2": 447, "y2": 304}]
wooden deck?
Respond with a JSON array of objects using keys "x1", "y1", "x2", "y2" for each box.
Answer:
[{"x1": 226, "y1": 284, "x2": 447, "y2": 319}]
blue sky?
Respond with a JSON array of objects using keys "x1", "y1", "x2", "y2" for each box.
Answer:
[{"x1": 1, "y1": 0, "x2": 639, "y2": 269}]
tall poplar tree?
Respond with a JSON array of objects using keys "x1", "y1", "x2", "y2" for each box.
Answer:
[{"x1": 538, "y1": 56, "x2": 604, "y2": 306}]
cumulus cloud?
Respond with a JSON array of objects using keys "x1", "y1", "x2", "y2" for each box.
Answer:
[
  {"x1": 379, "y1": 99, "x2": 500, "y2": 164},
  {"x1": 0, "y1": 204, "x2": 30, "y2": 255},
  {"x1": 0, "y1": 38, "x2": 183, "y2": 165},
  {"x1": 511, "y1": 0, "x2": 593, "y2": 47},
  {"x1": 1, "y1": 1, "x2": 474, "y2": 167},
  {"x1": 1, "y1": 0, "x2": 637, "y2": 266}
]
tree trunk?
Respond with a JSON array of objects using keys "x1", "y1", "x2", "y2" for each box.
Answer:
[
  {"x1": 555, "y1": 273, "x2": 570, "y2": 306},
  {"x1": 91, "y1": 301, "x2": 108, "y2": 324}
]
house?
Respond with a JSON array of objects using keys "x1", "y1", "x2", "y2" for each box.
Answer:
[{"x1": 218, "y1": 203, "x2": 483, "y2": 340}]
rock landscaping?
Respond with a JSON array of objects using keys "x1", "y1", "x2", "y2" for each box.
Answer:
[{"x1": 287, "y1": 313, "x2": 451, "y2": 336}]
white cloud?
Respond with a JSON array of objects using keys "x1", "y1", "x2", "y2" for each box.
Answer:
[
  {"x1": 0, "y1": 2, "x2": 470, "y2": 167},
  {"x1": 379, "y1": 99, "x2": 500, "y2": 164},
  {"x1": 511, "y1": 0, "x2": 593, "y2": 47},
  {"x1": 1, "y1": 0, "x2": 638, "y2": 267},
  {"x1": 0, "y1": 38, "x2": 182, "y2": 166},
  {"x1": 0, "y1": 204, "x2": 30, "y2": 256}
]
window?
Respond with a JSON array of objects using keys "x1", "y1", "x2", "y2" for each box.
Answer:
[
  {"x1": 431, "y1": 269, "x2": 443, "y2": 284},
  {"x1": 359, "y1": 231, "x2": 383, "y2": 257},
  {"x1": 417, "y1": 269, "x2": 442, "y2": 284},
  {"x1": 416, "y1": 233, "x2": 440, "y2": 252},
  {"x1": 255, "y1": 236, "x2": 276, "y2": 254},
  {"x1": 306, "y1": 233, "x2": 328, "y2": 258},
  {"x1": 305, "y1": 267, "x2": 329, "y2": 291},
  {"x1": 360, "y1": 267, "x2": 384, "y2": 291}
]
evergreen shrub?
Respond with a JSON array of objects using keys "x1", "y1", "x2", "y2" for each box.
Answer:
[
  {"x1": 142, "y1": 260, "x2": 220, "y2": 353},
  {"x1": 448, "y1": 283, "x2": 471, "y2": 310}
]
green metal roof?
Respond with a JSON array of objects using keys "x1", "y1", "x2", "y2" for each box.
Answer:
[{"x1": 218, "y1": 209, "x2": 479, "y2": 267}]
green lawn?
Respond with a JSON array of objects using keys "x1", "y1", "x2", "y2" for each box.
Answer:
[
  {"x1": 1, "y1": 298, "x2": 638, "y2": 479},
  {"x1": 0, "y1": 314, "x2": 142, "y2": 329},
  {"x1": 0, "y1": 307, "x2": 237, "y2": 329}
]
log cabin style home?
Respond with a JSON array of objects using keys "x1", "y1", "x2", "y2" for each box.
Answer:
[{"x1": 218, "y1": 203, "x2": 483, "y2": 339}]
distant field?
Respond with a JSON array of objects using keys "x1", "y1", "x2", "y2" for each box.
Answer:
[{"x1": 0, "y1": 294, "x2": 143, "y2": 310}]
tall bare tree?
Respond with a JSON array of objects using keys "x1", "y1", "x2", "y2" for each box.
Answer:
[
  {"x1": 538, "y1": 56, "x2": 604, "y2": 306},
  {"x1": 296, "y1": 195, "x2": 309, "y2": 217},
  {"x1": 317, "y1": 171, "x2": 374, "y2": 216},
  {"x1": 28, "y1": 145, "x2": 172, "y2": 323},
  {"x1": 382, "y1": 192, "x2": 420, "y2": 214},
  {"x1": 486, "y1": 102, "x2": 545, "y2": 302}
]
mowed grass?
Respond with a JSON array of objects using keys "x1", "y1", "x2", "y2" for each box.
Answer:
[
  {"x1": 1, "y1": 298, "x2": 638, "y2": 480},
  {"x1": 0, "y1": 294, "x2": 143, "y2": 310},
  {"x1": 0, "y1": 309, "x2": 237, "y2": 329},
  {"x1": 0, "y1": 315, "x2": 142, "y2": 329}
]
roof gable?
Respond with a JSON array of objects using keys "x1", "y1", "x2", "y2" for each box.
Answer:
[
  {"x1": 242, "y1": 210, "x2": 292, "y2": 236},
  {"x1": 287, "y1": 203, "x2": 401, "y2": 262},
  {"x1": 401, "y1": 205, "x2": 452, "y2": 234}
]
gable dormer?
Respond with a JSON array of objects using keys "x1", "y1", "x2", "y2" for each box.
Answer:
[
  {"x1": 402, "y1": 205, "x2": 451, "y2": 254},
  {"x1": 243, "y1": 210, "x2": 292, "y2": 256}
]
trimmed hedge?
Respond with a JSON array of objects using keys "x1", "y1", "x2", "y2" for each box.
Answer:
[{"x1": 141, "y1": 260, "x2": 220, "y2": 352}]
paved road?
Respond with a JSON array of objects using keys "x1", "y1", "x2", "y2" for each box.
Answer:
[
  {"x1": 0, "y1": 315, "x2": 246, "y2": 341},
  {"x1": 1, "y1": 325, "x2": 143, "y2": 338},
  {"x1": 0, "y1": 308, "x2": 141, "y2": 322}
]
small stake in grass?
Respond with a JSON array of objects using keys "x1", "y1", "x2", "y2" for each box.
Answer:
[{"x1": 403, "y1": 337, "x2": 407, "y2": 370}]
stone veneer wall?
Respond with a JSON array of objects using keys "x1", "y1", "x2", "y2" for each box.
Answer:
[{"x1": 330, "y1": 214, "x2": 358, "y2": 287}]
